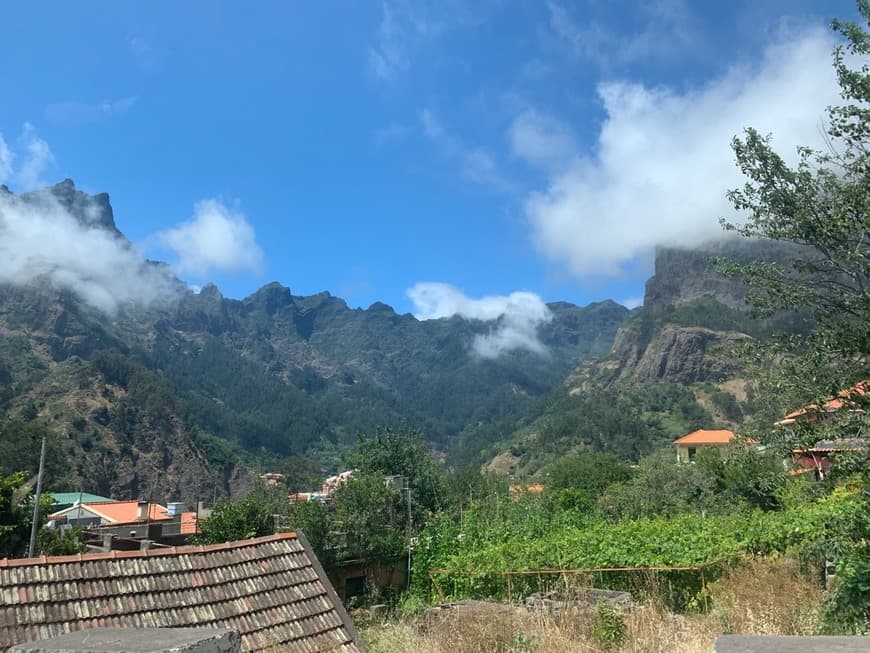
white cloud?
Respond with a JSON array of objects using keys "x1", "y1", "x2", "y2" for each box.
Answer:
[
  {"x1": 130, "y1": 36, "x2": 159, "y2": 73},
  {"x1": 509, "y1": 109, "x2": 576, "y2": 169},
  {"x1": 547, "y1": 0, "x2": 700, "y2": 69},
  {"x1": 6, "y1": 124, "x2": 56, "y2": 191},
  {"x1": 407, "y1": 282, "x2": 553, "y2": 358},
  {"x1": 0, "y1": 186, "x2": 178, "y2": 314},
  {"x1": 0, "y1": 134, "x2": 12, "y2": 184},
  {"x1": 156, "y1": 200, "x2": 264, "y2": 278},
  {"x1": 368, "y1": 2, "x2": 439, "y2": 82},
  {"x1": 619, "y1": 296, "x2": 644, "y2": 309},
  {"x1": 420, "y1": 109, "x2": 511, "y2": 191},
  {"x1": 369, "y1": 2, "x2": 404, "y2": 80},
  {"x1": 0, "y1": 130, "x2": 264, "y2": 313},
  {"x1": 374, "y1": 121, "x2": 409, "y2": 147},
  {"x1": 45, "y1": 96, "x2": 137, "y2": 126},
  {"x1": 525, "y1": 27, "x2": 840, "y2": 277}
]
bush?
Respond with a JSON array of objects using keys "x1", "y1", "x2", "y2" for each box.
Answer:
[{"x1": 590, "y1": 602, "x2": 626, "y2": 649}]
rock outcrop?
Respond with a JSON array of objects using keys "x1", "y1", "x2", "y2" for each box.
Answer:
[{"x1": 614, "y1": 324, "x2": 751, "y2": 385}]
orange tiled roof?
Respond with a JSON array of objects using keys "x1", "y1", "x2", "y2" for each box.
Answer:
[
  {"x1": 49, "y1": 500, "x2": 171, "y2": 525},
  {"x1": 0, "y1": 532, "x2": 362, "y2": 652},
  {"x1": 673, "y1": 429, "x2": 735, "y2": 445},
  {"x1": 509, "y1": 483, "x2": 546, "y2": 498},
  {"x1": 179, "y1": 511, "x2": 198, "y2": 535},
  {"x1": 783, "y1": 381, "x2": 870, "y2": 420}
]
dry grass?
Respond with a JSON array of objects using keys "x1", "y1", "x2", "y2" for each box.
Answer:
[
  {"x1": 708, "y1": 556, "x2": 823, "y2": 635},
  {"x1": 361, "y1": 557, "x2": 824, "y2": 653},
  {"x1": 363, "y1": 604, "x2": 718, "y2": 653}
]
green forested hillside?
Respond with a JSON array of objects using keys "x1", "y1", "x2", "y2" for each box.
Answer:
[
  {"x1": 0, "y1": 181, "x2": 631, "y2": 501},
  {"x1": 468, "y1": 236, "x2": 815, "y2": 477}
]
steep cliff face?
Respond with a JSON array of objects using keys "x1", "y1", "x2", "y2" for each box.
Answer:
[
  {"x1": 612, "y1": 324, "x2": 750, "y2": 384},
  {"x1": 572, "y1": 237, "x2": 804, "y2": 387},
  {"x1": 643, "y1": 238, "x2": 804, "y2": 315}
]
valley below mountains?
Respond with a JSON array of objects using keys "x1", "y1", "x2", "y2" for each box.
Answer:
[{"x1": 0, "y1": 180, "x2": 801, "y2": 501}]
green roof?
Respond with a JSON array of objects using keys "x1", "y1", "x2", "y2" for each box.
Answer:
[{"x1": 49, "y1": 492, "x2": 114, "y2": 506}]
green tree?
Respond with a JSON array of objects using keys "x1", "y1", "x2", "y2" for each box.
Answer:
[
  {"x1": 444, "y1": 465, "x2": 509, "y2": 516},
  {"x1": 600, "y1": 449, "x2": 719, "y2": 519},
  {"x1": 284, "y1": 499, "x2": 332, "y2": 565},
  {"x1": 544, "y1": 451, "x2": 632, "y2": 512},
  {"x1": 345, "y1": 427, "x2": 446, "y2": 521},
  {"x1": 331, "y1": 473, "x2": 407, "y2": 563},
  {"x1": 0, "y1": 471, "x2": 55, "y2": 558},
  {"x1": 695, "y1": 444, "x2": 786, "y2": 512},
  {"x1": 0, "y1": 472, "x2": 33, "y2": 558},
  {"x1": 39, "y1": 525, "x2": 85, "y2": 556},
  {"x1": 191, "y1": 494, "x2": 275, "y2": 544},
  {"x1": 719, "y1": 2, "x2": 870, "y2": 630}
]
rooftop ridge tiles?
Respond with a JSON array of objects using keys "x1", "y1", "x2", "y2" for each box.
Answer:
[
  {"x1": 12, "y1": 574, "x2": 327, "y2": 613},
  {"x1": 0, "y1": 531, "x2": 361, "y2": 653},
  {"x1": 2, "y1": 560, "x2": 321, "y2": 608},
  {"x1": 0, "y1": 532, "x2": 298, "y2": 567}
]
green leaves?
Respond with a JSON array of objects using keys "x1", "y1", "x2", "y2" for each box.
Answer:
[
  {"x1": 414, "y1": 488, "x2": 861, "y2": 605},
  {"x1": 190, "y1": 494, "x2": 275, "y2": 545}
]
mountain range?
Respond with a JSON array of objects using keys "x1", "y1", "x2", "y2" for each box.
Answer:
[
  {"x1": 0, "y1": 180, "x2": 633, "y2": 502},
  {"x1": 0, "y1": 180, "x2": 805, "y2": 501}
]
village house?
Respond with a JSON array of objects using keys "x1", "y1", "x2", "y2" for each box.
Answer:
[
  {"x1": 0, "y1": 532, "x2": 363, "y2": 652},
  {"x1": 509, "y1": 483, "x2": 546, "y2": 499},
  {"x1": 49, "y1": 492, "x2": 114, "y2": 511},
  {"x1": 47, "y1": 499, "x2": 199, "y2": 547},
  {"x1": 259, "y1": 472, "x2": 286, "y2": 487},
  {"x1": 672, "y1": 429, "x2": 736, "y2": 463},
  {"x1": 775, "y1": 380, "x2": 869, "y2": 426},
  {"x1": 776, "y1": 381, "x2": 869, "y2": 479}
]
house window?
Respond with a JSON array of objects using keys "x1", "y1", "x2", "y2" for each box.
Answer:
[{"x1": 688, "y1": 447, "x2": 697, "y2": 461}]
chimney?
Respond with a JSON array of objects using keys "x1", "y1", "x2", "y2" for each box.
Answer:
[{"x1": 137, "y1": 500, "x2": 149, "y2": 520}]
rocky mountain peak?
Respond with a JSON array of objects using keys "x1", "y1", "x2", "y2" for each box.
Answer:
[
  {"x1": 198, "y1": 283, "x2": 224, "y2": 301},
  {"x1": 644, "y1": 237, "x2": 804, "y2": 314},
  {"x1": 18, "y1": 179, "x2": 122, "y2": 236},
  {"x1": 244, "y1": 282, "x2": 295, "y2": 316}
]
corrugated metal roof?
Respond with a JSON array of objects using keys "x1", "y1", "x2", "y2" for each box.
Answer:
[
  {"x1": 49, "y1": 493, "x2": 114, "y2": 506},
  {"x1": 802, "y1": 438, "x2": 867, "y2": 452},
  {"x1": 0, "y1": 533, "x2": 363, "y2": 652}
]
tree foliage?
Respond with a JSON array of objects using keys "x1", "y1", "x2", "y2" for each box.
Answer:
[
  {"x1": 346, "y1": 427, "x2": 446, "y2": 519},
  {"x1": 0, "y1": 472, "x2": 33, "y2": 558},
  {"x1": 718, "y1": 3, "x2": 870, "y2": 630},
  {"x1": 720, "y1": 3, "x2": 870, "y2": 399},
  {"x1": 191, "y1": 494, "x2": 275, "y2": 545}
]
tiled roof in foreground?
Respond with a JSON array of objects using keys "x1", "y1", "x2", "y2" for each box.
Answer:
[{"x1": 0, "y1": 532, "x2": 363, "y2": 652}]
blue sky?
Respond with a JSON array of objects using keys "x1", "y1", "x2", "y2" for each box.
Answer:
[{"x1": 0, "y1": 1, "x2": 859, "y2": 315}]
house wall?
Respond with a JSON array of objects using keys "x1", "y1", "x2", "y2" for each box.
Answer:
[
  {"x1": 329, "y1": 558, "x2": 408, "y2": 601},
  {"x1": 675, "y1": 445, "x2": 698, "y2": 463},
  {"x1": 675, "y1": 442, "x2": 730, "y2": 463}
]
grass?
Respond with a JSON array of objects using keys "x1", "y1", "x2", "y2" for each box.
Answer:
[{"x1": 360, "y1": 557, "x2": 823, "y2": 653}]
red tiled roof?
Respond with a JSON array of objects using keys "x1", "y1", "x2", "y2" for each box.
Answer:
[
  {"x1": 783, "y1": 381, "x2": 870, "y2": 420},
  {"x1": 673, "y1": 429, "x2": 735, "y2": 445},
  {"x1": 509, "y1": 484, "x2": 546, "y2": 498},
  {"x1": 0, "y1": 532, "x2": 362, "y2": 652},
  {"x1": 179, "y1": 511, "x2": 198, "y2": 535}
]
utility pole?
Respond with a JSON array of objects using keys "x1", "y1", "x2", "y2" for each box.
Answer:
[{"x1": 28, "y1": 436, "x2": 47, "y2": 558}]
